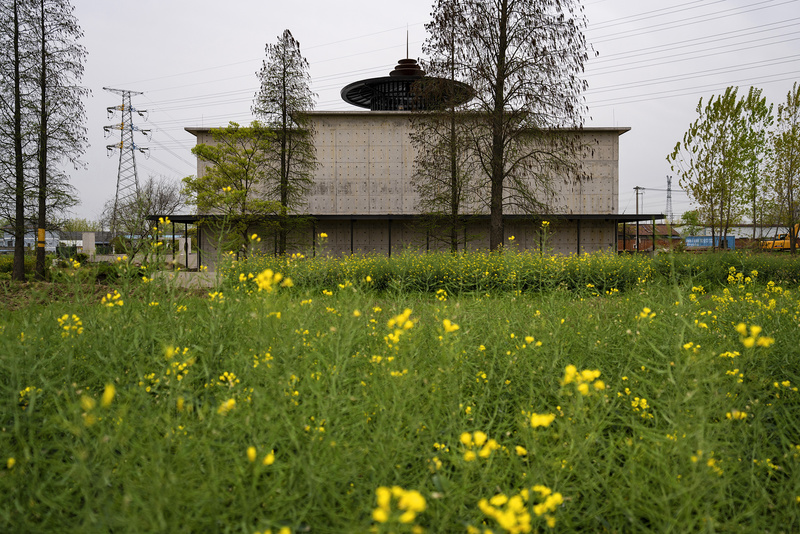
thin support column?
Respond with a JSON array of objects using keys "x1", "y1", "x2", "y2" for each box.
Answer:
[{"x1": 388, "y1": 219, "x2": 392, "y2": 258}]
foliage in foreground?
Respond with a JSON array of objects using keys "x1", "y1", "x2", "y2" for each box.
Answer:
[
  {"x1": 1, "y1": 258, "x2": 800, "y2": 532},
  {"x1": 223, "y1": 248, "x2": 800, "y2": 295}
]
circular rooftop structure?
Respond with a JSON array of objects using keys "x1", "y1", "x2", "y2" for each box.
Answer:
[{"x1": 341, "y1": 58, "x2": 474, "y2": 111}]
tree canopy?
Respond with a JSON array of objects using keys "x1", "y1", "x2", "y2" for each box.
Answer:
[
  {"x1": 668, "y1": 86, "x2": 772, "y2": 250},
  {"x1": 183, "y1": 122, "x2": 281, "y2": 252},
  {"x1": 765, "y1": 82, "x2": 800, "y2": 252},
  {"x1": 0, "y1": 0, "x2": 86, "y2": 280},
  {"x1": 411, "y1": 0, "x2": 477, "y2": 252},
  {"x1": 423, "y1": 0, "x2": 589, "y2": 250},
  {"x1": 253, "y1": 29, "x2": 317, "y2": 255}
]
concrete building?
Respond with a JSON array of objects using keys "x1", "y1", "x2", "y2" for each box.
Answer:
[{"x1": 184, "y1": 58, "x2": 658, "y2": 264}]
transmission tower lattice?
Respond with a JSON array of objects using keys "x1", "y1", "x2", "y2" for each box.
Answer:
[
  {"x1": 103, "y1": 87, "x2": 150, "y2": 239},
  {"x1": 666, "y1": 175, "x2": 674, "y2": 224}
]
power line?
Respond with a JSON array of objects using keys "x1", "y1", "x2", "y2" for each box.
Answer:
[
  {"x1": 587, "y1": 54, "x2": 800, "y2": 94},
  {"x1": 589, "y1": 17, "x2": 800, "y2": 66},
  {"x1": 587, "y1": 70, "x2": 800, "y2": 107},
  {"x1": 588, "y1": 29, "x2": 800, "y2": 75},
  {"x1": 108, "y1": 1, "x2": 800, "y2": 160},
  {"x1": 590, "y1": 0, "x2": 795, "y2": 43},
  {"x1": 117, "y1": 1, "x2": 800, "y2": 124}
]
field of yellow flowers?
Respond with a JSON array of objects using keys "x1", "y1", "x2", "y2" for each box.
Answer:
[{"x1": 2, "y1": 251, "x2": 800, "y2": 532}]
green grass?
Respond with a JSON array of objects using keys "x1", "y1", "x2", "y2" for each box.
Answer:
[{"x1": 2, "y1": 252, "x2": 800, "y2": 532}]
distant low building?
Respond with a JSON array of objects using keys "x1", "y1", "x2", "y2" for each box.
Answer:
[
  {"x1": 1, "y1": 228, "x2": 59, "y2": 253},
  {"x1": 618, "y1": 223, "x2": 681, "y2": 252}
]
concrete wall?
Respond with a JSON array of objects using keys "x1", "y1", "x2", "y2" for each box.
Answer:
[{"x1": 303, "y1": 112, "x2": 624, "y2": 217}]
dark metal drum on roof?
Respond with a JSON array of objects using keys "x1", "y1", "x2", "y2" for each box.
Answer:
[{"x1": 341, "y1": 58, "x2": 474, "y2": 111}]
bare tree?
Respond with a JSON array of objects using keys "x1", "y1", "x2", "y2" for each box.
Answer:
[
  {"x1": 102, "y1": 175, "x2": 187, "y2": 261},
  {"x1": 411, "y1": 0, "x2": 478, "y2": 252},
  {"x1": 425, "y1": 0, "x2": 589, "y2": 250},
  {"x1": 253, "y1": 29, "x2": 317, "y2": 255}
]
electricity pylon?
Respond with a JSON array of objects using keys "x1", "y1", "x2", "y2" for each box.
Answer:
[
  {"x1": 666, "y1": 175, "x2": 674, "y2": 224},
  {"x1": 103, "y1": 87, "x2": 150, "y2": 243}
]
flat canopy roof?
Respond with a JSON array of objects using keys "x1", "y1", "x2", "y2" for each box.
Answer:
[{"x1": 149, "y1": 213, "x2": 662, "y2": 224}]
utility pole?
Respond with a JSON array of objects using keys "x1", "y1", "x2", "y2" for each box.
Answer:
[{"x1": 103, "y1": 87, "x2": 150, "y2": 247}]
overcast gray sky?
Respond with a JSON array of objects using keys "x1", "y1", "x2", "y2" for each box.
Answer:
[{"x1": 69, "y1": 0, "x2": 800, "y2": 222}]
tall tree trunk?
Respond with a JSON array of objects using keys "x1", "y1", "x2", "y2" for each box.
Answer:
[
  {"x1": 36, "y1": 0, "x2": 47, "y2": 279},
  {"x1": 448, "y1": 36, "x2": 459, "y2": 254},
  {"x1": 12, "y1": 0, "x2": 26, "y2": 282},
  {"x1": 489, "y1": 0, "x2": 508, "y2": 251},
  {"x1": 450, "y1": 106, "x2": 458, "y2": 253},
  {"x1": 279, "y1": 67, "x2": 288, "y2": 255}
]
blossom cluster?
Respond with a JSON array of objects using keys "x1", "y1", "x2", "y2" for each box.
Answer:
[
  {"x1": 57, "y1": 314, "x2": 83, "y2": 338},
  {"x1": 460, "y1": 431, "x2": 501, "y2": 461},
  {"x1": 561, "y1": 364, "x2": 605, "y2": 395},
  {"x1": 372, "y1": 485, "x2": 426, "y2": 526},
  {"x1": 735, "y1": 323, "x2": 775, "y2": 348},
  {"x1": 101, "y1": 290, "x2": 123, "y2": 308},
  {"x1": 474, "y1": 484, "x2": 564, "y2": 532}
]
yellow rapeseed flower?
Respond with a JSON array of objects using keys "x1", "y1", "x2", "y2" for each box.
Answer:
[
  {"x1": 217, "y1": 398, "x2": 236, "y2": 415},
  {"x1": 80, "y1": 396, "x2": 96, "y2": 411},
  {"x1": 101, "y1": 384, "x2": 115, "y2": 407},
  {"x1": 443, "y1": 319, "x2": 460, "y2": 333},
  {"x1": 530, "y1": 413, "x2": 556, "y2": 428}
]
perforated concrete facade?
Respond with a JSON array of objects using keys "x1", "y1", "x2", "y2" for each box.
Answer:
[{"x1": 187, "y1": 113, "x2": 629, "y2": 258}]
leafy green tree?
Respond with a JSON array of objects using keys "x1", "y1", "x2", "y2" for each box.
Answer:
[
  {"x1": 252, "y1": 29, "x2": 317, "y2": 255},
  {"x1": 668, "y1": 86, "x2": 771, "y2": 250},
  {"x1": 679, "y1": 209, "x2": 702, "y2": 237},
  {"x1": 738, "y1": 88, "x2": 773, "y2": 240},
  {"x1": 61, "y1": 217, "x2": 100, "y2": 232},
  {"x1": 766, "y1": 82, "x2": 800, "y2": 253},
  {"x1": 425, "y1": 0, "x2": 589, "y2": 250},
  {"x1": 183, "y1": 122, "x2": 280, "y2": 253}
]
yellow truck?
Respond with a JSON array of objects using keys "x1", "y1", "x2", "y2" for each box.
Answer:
[{"x1": 761, "y1": 224, "x2": 800, "y2": 251}]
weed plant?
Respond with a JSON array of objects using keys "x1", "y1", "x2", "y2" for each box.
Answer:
[{"x1": 1, "y1": 253, "x2": 799, "y2": 532}]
